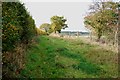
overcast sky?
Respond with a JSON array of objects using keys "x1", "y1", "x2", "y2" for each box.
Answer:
[{"x1": 21, "y1": 0, "x2": 93, "y2": 32}]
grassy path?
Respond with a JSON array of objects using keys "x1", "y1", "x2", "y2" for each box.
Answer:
[{"x1": 19, "y1": 35, "x2": 118, "y2": 78}]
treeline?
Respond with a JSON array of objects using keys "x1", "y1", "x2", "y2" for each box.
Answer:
[
  {"x1": 2, "y1": 1, "x2": 37, "y2": 78},
  {"x1": 39, "y1": 15, "x2": 68, "y2": 35},
  {"x1": 84, "y1": 1, "x2": 120, "y2": 45}
]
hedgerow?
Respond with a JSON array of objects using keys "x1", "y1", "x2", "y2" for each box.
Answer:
[
  {"x1": 2, "y1": 2, "x2": 36, "y2": 52},
  {"x1": 2, "y1": 1, "x2": 37, "y2": 78}
]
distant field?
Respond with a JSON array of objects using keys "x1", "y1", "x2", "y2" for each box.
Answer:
[{"x1": 19, "y1": 35, "x2": 118, "y2": 78}]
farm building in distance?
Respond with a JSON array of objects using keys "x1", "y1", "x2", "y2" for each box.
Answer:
[{"x1": 60, "y1": 30, "x2": 90, "y2": 37}]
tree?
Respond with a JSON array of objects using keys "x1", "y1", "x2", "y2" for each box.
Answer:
[
  {"x1": 50, "y1": 15, "x2": 68, "y2": 33},
  {"x1": 84, "y1": 12, "x2": 104, "y2": 40},
  {"x1": 39, "y1": 15, "x2": 68, "y2": 35},
  {"x1": 84, "y1": 0, "x2": 119, "y2": 42}
]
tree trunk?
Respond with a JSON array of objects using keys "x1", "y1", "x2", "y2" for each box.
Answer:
[
  {"x1": 97, "y1": 30, "x2": 102, "y2": 42},
  {"x1": 113, "y1": 3, "x2": 120, "y2": 51},
  {"x1": 90, "y1": 31, "x2": 92, "y2": 41},
  {"x1": 114, "y1": 26, "x2": 118, "y2": 46},
  {"x1": 55, "y1": 31, "x2": 56, "y2": 34}
]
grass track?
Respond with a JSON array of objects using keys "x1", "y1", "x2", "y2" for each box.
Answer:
[{"x1": 19, "y1": 35, "x2": 118, "y2": 78}]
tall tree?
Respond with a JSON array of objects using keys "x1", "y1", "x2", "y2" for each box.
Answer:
[
  {"x1": 84, "y1": 0, "x2": 119, "y2": 42},
  {"x1": 50, "y1": 16, "x2": 68, "y2": 33}
]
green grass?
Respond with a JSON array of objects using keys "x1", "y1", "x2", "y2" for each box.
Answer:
[{"x1": 19, "y1": 35, "x2": 118, "y2": 78}]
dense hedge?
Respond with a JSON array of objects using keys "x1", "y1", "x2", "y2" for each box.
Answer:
[{"x1": 2, "y1": 2, "x2": 37, "y2": 52}]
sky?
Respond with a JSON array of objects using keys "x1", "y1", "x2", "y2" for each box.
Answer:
[{"x1": 21, "y1": 0, "x2": 93, "y2": 32}]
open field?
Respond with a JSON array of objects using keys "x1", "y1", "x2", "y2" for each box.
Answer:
[{"x1": 19, "y1": 35, "x2": 118, "y2": 78}]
